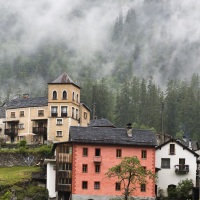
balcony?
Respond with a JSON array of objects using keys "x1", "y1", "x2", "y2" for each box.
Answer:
[
  {"x1": 5, "y1": 129, "x2": 18, "y2": 136},
  {"x1": 33, "y1": 127, "x2": 47, "y2": 135},
  {"x1": 57, "y1": 184, "x2": 71, "y2": 192},
  {"x1": 58, "y1": 153, "x2": 72, "y2": 163},
  {"x1": 93, "y1": 156, "x2": 102, "y2": 163},
  {"x1": 175, "y1": 165, "x2": 189, "y2": 174},
  {"x1": 58, "y1": 170, "x2": 72, "y2": 179}
]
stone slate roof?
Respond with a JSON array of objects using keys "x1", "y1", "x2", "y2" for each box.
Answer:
[
  {"x1": 89, "y1": 119, "x2": 116, "y2": 127},
  {"x1": 50, "y1": 72, "x2": 80, "y2": 88},
  {"x1": 5, "y1": 97, "x2": 48, "y2": 109},
  {"x1": 179, "y1": 140, "x2": 200, "y2": 151},
  {"x1": 69, "y1": 126, "x2": 157, "y2": 146},
  {"x1": 0, "y1": 107, "x2": 5, "y2": 118}
]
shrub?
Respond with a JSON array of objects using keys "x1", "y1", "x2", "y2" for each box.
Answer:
[{"x1": 18, "y1": 140, "x2": 27, "y2": 148}]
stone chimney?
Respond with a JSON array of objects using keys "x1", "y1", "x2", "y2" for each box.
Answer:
[{"x1": 127, "y1": 123, "x2": 132, "y2": 137}]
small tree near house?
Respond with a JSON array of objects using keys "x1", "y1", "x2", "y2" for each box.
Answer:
[{"x1": 105, "y1": 156, "x2": 156, "y2": 200}]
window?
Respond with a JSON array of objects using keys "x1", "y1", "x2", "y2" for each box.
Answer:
[
  {"x1": 116, "y1": 182, "x2": 121, "y2": 191},
  {"x1": 56, "y1": 118, "x2": 63, "y2": 125},
  {"x1": 72, "y1": 92, "x2": 75, "y2": 101},
  {"x1": 58, "y1": 178, "x2": 71, "y2": 184},
  {"x1": 62, "y1": 91, "x2": 67, "y2": 99},
  {"x1": 141, "y1": 150, "x2": 147, "y2": 159},
  {"x1": 141, "y1": 184, "x2": 146, "y2": 192},
  {"x1": 95, "y1": 148, "x2": 101, "y2": 157},
  {"x1": 51, "y1": 106, "x2": 58, "y2": 117},
  {"x1": 76, "y1": 109, "x2": 78, "y2": 119},
  {"x1": 20, "y1": 111, "x2": 24, "y2": 117},
  {"x1": 94, "y1": 181, "x2": 100, "y2": 190},
  {"x1": 170, "y1": 144, "x2": 175, "y2": 155},
  {"x1": 19, "y1": 123, "x2": 24, "y2": 129},
  {"x1": 95, "y1": 164, "x2": 100, "y2": 173},
  {"x1": 82, "y1": 164, "x2": 88, "y2": 173},
  {"x1": 38, "y1": 110, "x2": 44, "y2": 117},
  {"x1": 11, "y1": 112, "x2": 15, "y2": 118},
  {"x1": 116, "y1": 149, "x2": 122, "y2": 158},
  {"x1": 72, "y1": 107, "x2": 75, "y2": 118},
  {"x1": 59, "y1": 163, "x2": 72, "y2": 170},
  {"x1": 161, "y1": 158, "x2": 170, "y2": 168},
  {"x1": 83, "y1": 148, "x2": 88, "y2": 157},
  {"x1": 82, "y1": 181, "x2": 88, "y2": 189},
  {"x1": 59, "y1": 145, "x2": 72, "y2": 154},
  {"x1": 56, "y1": 131, "x2": 62, "y2": 137},
  {"x1": 52, "y1": 91, "x2": 57, "y2": 100},
  {"x1": 76, "y1": 94, "x2": 79, "y2": 103},
  {"x1": 61, "y1": 106, "x2": 68, "y2": 117},
  {"x1": 84, "y1": 112, "x2": 87, "y2": 119}
]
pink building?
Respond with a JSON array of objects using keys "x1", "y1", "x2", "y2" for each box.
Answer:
[{"x1": 54, "y1": 119, "x2": 157, "y2": 200}]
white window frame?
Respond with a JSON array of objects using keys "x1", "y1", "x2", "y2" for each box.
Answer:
[
  {"x1": 56, "y1": 118, "x2": 63, "y2": 125},
  {"x1": 56, "y1": 130, "x2": 63, "y2": 137}
]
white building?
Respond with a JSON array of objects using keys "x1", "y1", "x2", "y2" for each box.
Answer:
[{"x1": 156, "y1": 139, "x2": 199, "y2": 198}]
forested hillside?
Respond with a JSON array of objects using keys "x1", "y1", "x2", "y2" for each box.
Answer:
[{"x1": 0, "y1": 0, "x2": 200, "y2": 140}]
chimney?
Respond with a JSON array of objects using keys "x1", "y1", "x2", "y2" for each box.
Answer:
[
  {"x1": 189, "y1": 139, "x2": 192, "y2": 149},
  {"x1": 22, "y1": 94, "x2": 29, "y2": 99},
  {"x1": 127, "y1": 123, "x2": 132, "y2": 137}
]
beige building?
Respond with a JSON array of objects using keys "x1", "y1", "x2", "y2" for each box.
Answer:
[{"x1": 3, "y1": 73, "x2": 90, "y2": 144}]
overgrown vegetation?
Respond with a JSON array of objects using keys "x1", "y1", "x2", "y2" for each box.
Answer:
[
  {"x1": 0, "y1": 144, "x2": 53, "y2": 158},
  {"x1": 0, "y1": 166, "x2": 48, "y2": 199}
]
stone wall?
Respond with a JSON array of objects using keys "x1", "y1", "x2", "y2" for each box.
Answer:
[{"x1": 0, "y1": 153, "x2": 42, "y2": 167}]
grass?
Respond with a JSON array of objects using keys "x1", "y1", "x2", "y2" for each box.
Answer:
[{"x1": 0, "y1": 166, "x2": 41, "y2": 186}]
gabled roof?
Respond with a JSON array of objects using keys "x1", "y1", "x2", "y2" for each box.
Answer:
[
  {"x1": 69, "y1": 126, "x2": 157, "y2": 146},
  {"x1": 89, "y1": 118, "x2": 116, "y2": 128},
  {"x1": 49, "y1": 72, "x2": 80, "y2": 88},
  {"x1": 5, "y1": 97, "x2": 48, "y2": 109},
  {"x1": 156, "y1": 138, "x2": 199, "y2": 157}
]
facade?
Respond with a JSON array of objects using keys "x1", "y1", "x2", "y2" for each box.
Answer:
[
  {"x1": 2, "y1": 73, "x2": 90, "y2": 144},
  {"x1": 0, "y1": 106, "x2": 5, "y2": 140},
  {"x1": 155, "y1": 139, "x2": 199, "y2": 198},
  {"x1": 53, "y1": 119, "x2": 157, "y2": 200}
]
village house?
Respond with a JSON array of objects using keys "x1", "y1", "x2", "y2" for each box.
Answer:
[
  {"x1": 155, "y1": 138, "x2": 199, "y2": 198},
  {"x1": 50, "y1": 119, "x2": 157, "y2": 200},
  {"x1": 1, "y1": 73, "x2": 90, "y2": 144}
]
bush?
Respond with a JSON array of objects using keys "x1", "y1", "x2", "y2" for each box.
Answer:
[{"x1": 18, "y1": 140, "x2": 27, "y2": 148}]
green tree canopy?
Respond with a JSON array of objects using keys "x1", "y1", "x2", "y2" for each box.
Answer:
[{"x1": 105, "y1": 156, "x2": 156, "y2": 200}]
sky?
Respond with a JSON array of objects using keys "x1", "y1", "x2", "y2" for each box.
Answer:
[{"x1": 1, "y1": 0, "x2": 200, "y2": 89}]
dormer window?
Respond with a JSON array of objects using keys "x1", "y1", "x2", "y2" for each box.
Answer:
[
  {"x1": 53, "y1": 91, "x2": 57, "y2": 100},
  {"x1": 62, "y1": 91, "x2": 67, "y2": 100}
]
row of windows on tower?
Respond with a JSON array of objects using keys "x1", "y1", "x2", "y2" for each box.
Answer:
[
  {"x1": 51, "y1": 106, "x2": 78, "y2": 119},
  {"x1": 52, "y1": 91, "x2": 79, "y2": 102}
]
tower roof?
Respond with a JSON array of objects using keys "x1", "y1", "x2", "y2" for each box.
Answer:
[{"x1": 50, "y1": 73, "x2": 80, "y2": 88}]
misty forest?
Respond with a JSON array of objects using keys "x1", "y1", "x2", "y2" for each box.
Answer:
[{"x1": 0, "y1": 0, "x2": 200, "y2": 140}]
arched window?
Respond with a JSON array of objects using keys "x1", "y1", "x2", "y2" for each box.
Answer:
[
  {"x1": 53, "y1": 91, "x2": 57, "y2": 100},
  {"x1": 72, "y1": 92, "x2": 75, "y2": 101},
  {"x1": 62, "y1": 91, "x2": 67, "y2": 99},
  {"x1": 76, "y1": 94, "x2": 79, "y2": 103}
]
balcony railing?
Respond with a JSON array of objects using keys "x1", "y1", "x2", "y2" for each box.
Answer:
[
  {"x1": 5, "y1": 129, "x2": 18, "y2": 136},
  {"x1": 61, "y1": 113, "x2": 68, "y2": 117},
  {"x1": 51, "y1": 112, "x2": 58, "y2": 117},
  {"x1": 57, "y1": 184, "x2": 71, "y2": 192},
  {"x1": 58, "y1": 153, "x2": 72, "y2": 163},
  {"x1": 58, "y1": 170, "x2": 72, "y2": 179},
  {"x1": 93, "y1": 156, "x2": 102, "y2": 163},
  {"x1": 174, "y1": 165, "x2": 189, "y2": 174},
  {"x1": 33, "y1": 127, "x2": 47, "y2": 135}
]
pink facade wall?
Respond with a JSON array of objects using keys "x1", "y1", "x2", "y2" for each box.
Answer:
[{"x1": 72, "y1": 144, "x2": 155, "y2": 198}]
